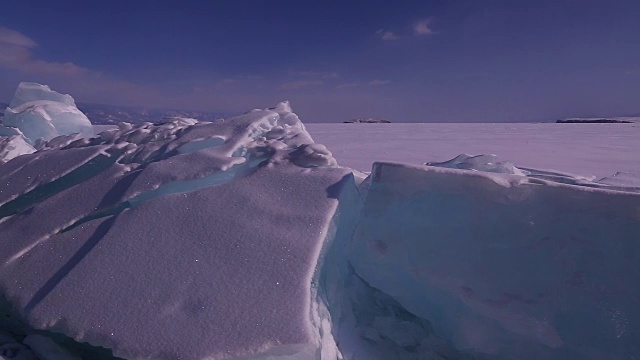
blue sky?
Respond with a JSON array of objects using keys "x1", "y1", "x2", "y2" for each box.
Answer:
[{"x1": 1, "y1": 0, "x2": 639, "y2": 122}]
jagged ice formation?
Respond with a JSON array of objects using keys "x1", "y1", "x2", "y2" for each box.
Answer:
[{"x1": 1, "y1": 96, "x2": 639, "y2": 360}]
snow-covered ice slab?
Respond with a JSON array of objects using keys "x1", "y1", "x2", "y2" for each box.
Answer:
[
  {"x1": 350, "y1": 162, "x2": 640, "y2": 359},
  {"x1": 0, "y1": 102, "x2": 348, "y2": 359},
  {"x1": 2, "y1": 82, "x2": 93, "y2": 145}
]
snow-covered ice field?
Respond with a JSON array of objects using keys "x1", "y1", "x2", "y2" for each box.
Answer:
[
  {"x1": 2, "y1": 83, "x2": 640, "y2": 360},
  {"x1": 307, "y1": 123, "x2": 640, "y2": 179},
  {"x1": 95, "y1": 123, "x2": 640, "y2": 179}
]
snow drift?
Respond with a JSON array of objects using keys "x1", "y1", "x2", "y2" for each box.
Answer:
[{"x1": 1, "y1": 94, "x2": 639, "y2": 359}]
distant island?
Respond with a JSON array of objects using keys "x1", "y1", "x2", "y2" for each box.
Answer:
[
  {"x1": 557, "y1": 117, "x2": 639, "y2": 124},
  {"x1": 344, "y1": 117, "x2": 391, "y2": 124}
]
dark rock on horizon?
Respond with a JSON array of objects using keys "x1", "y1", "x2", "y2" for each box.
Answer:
[{"x1": 344, "y1": 117, "x2": 391, "y2": 124}]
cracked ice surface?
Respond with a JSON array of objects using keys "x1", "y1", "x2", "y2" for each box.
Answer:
[{"x1": 0, "y1": 102, "x2": 348, "y2": 359}]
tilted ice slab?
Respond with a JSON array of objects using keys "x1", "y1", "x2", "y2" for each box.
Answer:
[
  {"x1": 0, "y1": 102, "x2": 347, "y2": 359},
  {"x1": 0, "y1": 135, "x2": 35, "y2": 164},
  {"x1": 350, "y1": 162, "x2": 640, "y2": 359},
  {"x1": 2, "y1": 82, "x2": 93, "y2": 145}
]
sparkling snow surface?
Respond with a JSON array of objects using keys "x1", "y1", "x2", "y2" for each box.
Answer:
[{"x1": 1, "y1": 103, "x2": 640, "y2": 360}]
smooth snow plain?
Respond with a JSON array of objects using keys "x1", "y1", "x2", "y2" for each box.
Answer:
[
  {"x1": 1, "y1": 85, "x2": 639, "y2": 360},
  {"x1": 306, "y1": 123, "x2": 640, "y2": 180}
]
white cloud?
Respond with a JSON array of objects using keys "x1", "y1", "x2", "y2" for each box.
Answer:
[
  {"x1": 413, "y1": 18, "x2": 435, "y2": 36},
  {"x1": 279, "y1": 80, "x2": 323, "y2": 90},
  {"x1": 375, "y1": 29, "x2": 400, "y2": 41},
  {"x1": 368, "y1": 80, "x2": 390, "y2": 86}
]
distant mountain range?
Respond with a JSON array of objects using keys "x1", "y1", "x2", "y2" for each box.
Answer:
[{"x1": 0, "y1": 102, "x2": 229, "y2": 125}]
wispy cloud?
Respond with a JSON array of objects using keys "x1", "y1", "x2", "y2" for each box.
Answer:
[
  {"x1": 279, "y1": 80, "x2": 323, "y2": 90},
  {"x1": 336, "y1": 82, "x2": 360, "y2": 89},
  {"x1": 337, "y1": 80, "x2": 391, "y2": 89},
  {"x1": 213, "y1": 74, "x2": 263, "y2": 87},
  {"x1": 0, "y1": 27, "x2": 90, "y2": 76},
  {"x1": 375, "y1": 29, "x2": 400, "y2": 41},
  {"x1": 0, "y1": 26, "x2": 170, "y2": 107},
  {"x1": 413, "y1": 18, "x2": 435, "y2": 36},
  {"x1": 292, "y1": 71, "x2": 339, "y2": 79},
  {"x1": 377, "y1": 18, "x2": 435, "y2": 41},
  {"x1": 0, "y1": 27, "x2": 37, "y2": 48}
]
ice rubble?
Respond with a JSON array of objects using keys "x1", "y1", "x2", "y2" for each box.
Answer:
[
  {"x1": 1, "y1": 83, "x2": 93, "y2": 148},
  {"x1": 1, "y1": 99, "x2": 640, "y2": 360}
]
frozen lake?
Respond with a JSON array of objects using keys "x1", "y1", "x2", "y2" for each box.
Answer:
[
  {"x1": 306, "y1": 123, "x2": 640, "y2": 178},
  {"x1": 5, "y1": 83, "x2": 639, "y2": 360},
  {"x1": 2, "y1": 114, "x2": 638, "y2": 360},
  {"x1": 95, "y1": 123, "x2": 640, "y2": 179}
]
